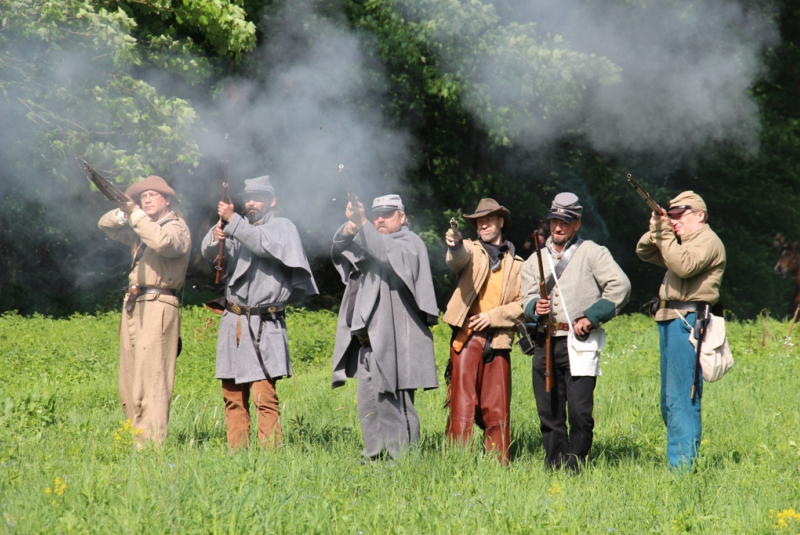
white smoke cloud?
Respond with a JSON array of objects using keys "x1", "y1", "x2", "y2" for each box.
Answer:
[
  {"x1": 193, "y1": 2, "x2": 414, "y2": 240},
  {"x1": 400, "y1": 0, "x2": 778, "y2": 159}
]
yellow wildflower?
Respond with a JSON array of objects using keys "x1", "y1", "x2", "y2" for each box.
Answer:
[
  {"x1": 114, "y1": 419, "x2": 144, "y2": 452},
  {"x1": 548, "y1": 482, "x2": 562, "y2": 496},
  {"x1": 770, "y1": 508, "x2": 800, "y2": 531},
  {"x1": 45, "y1": 476, "x2": 67, "y2": 506}
]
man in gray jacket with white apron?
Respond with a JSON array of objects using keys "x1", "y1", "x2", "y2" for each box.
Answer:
[
  {"x1": 201, "y1": 176, "x2": 318, "y2": 451},
  {"x1": 331, "y1": 194, "x2": 439, "y2": 461},
  {"x1": 521, "y1": 192, "x2": 631, "y2": 471}
]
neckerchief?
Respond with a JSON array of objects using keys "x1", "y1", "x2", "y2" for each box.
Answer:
[{"x1": 481, "y1": 240, "x2": 510, "y2": 272}]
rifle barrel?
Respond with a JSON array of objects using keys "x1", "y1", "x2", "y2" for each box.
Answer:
[
  {"x1": 627, "y1": 173, "x2": 663, "y2": 214},
  {"x1": 82, "y1": 160, "x2": 127, "y2": 202}
]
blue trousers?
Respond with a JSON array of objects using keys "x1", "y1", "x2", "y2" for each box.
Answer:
[{"x1": 658, "y1": 313, "x2": 703, "y2": 469}]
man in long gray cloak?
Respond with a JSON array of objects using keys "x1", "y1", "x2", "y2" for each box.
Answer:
[
  {"x1": 331, "y1": 194, "x2": 439, "y2": 460},
  {"x1": 201, "y1": 176, "x2": 318, "y2": 450}
]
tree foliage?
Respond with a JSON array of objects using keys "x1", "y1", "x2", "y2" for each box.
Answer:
[
  {"x1": 0, "y1": 0, "x2": 256, "y2": 181},
  {"x1": 1, "y1": 0, "x2": 798, "y2": 319}
]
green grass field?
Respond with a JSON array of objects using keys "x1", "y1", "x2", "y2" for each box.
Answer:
[{"x1": 1, "y1": 307, "x2": 799, "y2": 533}]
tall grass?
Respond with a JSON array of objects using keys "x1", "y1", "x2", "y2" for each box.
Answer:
[{"x1": 0, "y1": 308, "x2": 798, "y2": 533}]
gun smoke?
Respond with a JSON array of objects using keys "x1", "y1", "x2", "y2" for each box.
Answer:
[{"x1": 0, "y1": 0, "x2": 780, "y2": 315}]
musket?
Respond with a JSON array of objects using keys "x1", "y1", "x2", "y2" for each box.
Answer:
[
  {"x1": 213, "y1": 134, "x2": 230, "y2": 284},
  {"x1": 533, "y1": 230, "x2": 554, "y2": 392},
  {"x1": 627, "y1": 174, "x2": 664, "y2": 215},
  {"x1": 338, "y1": 164, "x2": 359, "y2": 207},
  {"x1": 82, "y1": 159, "x2": 128, "y2": 203}
]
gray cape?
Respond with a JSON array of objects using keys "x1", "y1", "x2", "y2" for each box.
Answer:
[
  {"x1": 201, "y1": 211, "x2": 318, "y2": 383},
  {"x1": 331, "y1": 222, "x2": 439, "y2": 394}
]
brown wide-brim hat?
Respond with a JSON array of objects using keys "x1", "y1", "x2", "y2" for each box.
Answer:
[
  {"x1": 463, "y1": 198, "x2": 511, "y2": 232},
  {"x1": 126, "y1": 175, "x2": 179, "y2": 203}
]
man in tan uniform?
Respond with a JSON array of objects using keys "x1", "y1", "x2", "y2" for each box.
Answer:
[
  {"x1": 99, "y1": 175, "x2": 191, "y2": 447},
  {"x1": 442, "y1": 198, "x2": 525, "y2": 465}
]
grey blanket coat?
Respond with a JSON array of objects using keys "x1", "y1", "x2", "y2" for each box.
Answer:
[
  {"x1": 331, "y1": 223, "x2": 439, "y2": 395},
  {"x1": 201, "y1": 211, "x2": 318, "y2": 383}
]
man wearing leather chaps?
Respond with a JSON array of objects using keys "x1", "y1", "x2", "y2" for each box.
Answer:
[{"x1": 442, "y1": 198, "x2": 525, "y2": 465}]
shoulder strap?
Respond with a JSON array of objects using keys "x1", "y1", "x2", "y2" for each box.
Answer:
[
  {"x1": 545, "y1": 252, "x2": 573, "y2": 329},
  {"x1": 130, "y1": 215, "x2": 174, "y2": 267},
  {"x1": 546, "y1": 238, "x2": 584, "y2": 294}
]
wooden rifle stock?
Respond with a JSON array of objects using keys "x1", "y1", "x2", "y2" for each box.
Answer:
[
  {"x1": 626, "y1": 174, "x2": 664, "y2": 215},
  {"x1": 213, "y1": 182, "x2": 229, "y2": 283},
  {"x1": 533, "y1": 231, "x2": 554, "y2": 392},
  {"x1": 82, "y1": 159, "x2": 128, "y2": 202},
  {"x1": 214, "y1": 134, "x2": 230, "y2": 284}
]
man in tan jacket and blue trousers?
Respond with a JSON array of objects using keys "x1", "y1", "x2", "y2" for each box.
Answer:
[
  {"x1": 443, "y1": 198, "x2": 526, "y2": 465},
  {"x1": 636, "y1": 191, "x2": 725, "y2": 470}
]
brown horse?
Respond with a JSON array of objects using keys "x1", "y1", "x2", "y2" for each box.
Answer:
[{"x1": 774, "y1": 242, "x2": 800, "y2": 309}]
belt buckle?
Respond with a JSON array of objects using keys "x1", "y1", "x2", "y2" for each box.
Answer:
[{"x1": 230, "y1": 304, "x2": 242, "y2": 314}]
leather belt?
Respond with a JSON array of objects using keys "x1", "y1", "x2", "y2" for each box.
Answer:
[
  {"x1": 659, "y1": 300, "x2": 709, "y2": 312},
  {"x1": 537, "y1": 321, "x2": 571, "y2": 333},
  {"x1": 224, "y1": 301, "x2": 285, "y2": 319},
  {"x1": 123, "y1": 285, "x2": 177, "y2": 311},
  {"x1": 123, "y1": 285, "x2": 177, "y2": 297}
]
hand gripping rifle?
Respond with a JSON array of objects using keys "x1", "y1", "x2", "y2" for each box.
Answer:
[
  {"x1": 626, "y1": 174, "x2": 664, "y2": 215},
  {"x1": 82, "y1": 159, "x2": 128, "y2": 202},
  {"x1": 533, "y1": 230, "x2": 554, "y2": 392},
  {"x1": 213, "y1": 134, "x2": 231, "y2": 284}
]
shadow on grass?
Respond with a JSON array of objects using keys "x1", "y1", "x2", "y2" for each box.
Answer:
[
  {"x1": 172, "y1": 425, "x2": 224, "y2": 447},
  {"x1": 283, "y1": 415, "x2": 360, "y2": 450},
  {"x1": 510, "y1": 427, "x2": 544, "y2": 461},
  {"x1": 591, "y1": 436, "x2": 658, "y2": 466}
]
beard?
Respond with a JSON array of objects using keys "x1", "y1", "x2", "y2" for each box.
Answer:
[{"x1": 247, "y1": 210, "x2": 267, "y2": 223}]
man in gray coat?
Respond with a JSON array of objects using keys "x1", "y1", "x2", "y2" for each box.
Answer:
[
  {"x1": 331, "y1": 194, "x2": 439, "y2": 461},
  {"x1": 201, "y1": 176, "x2": 318, "y2": 451}
]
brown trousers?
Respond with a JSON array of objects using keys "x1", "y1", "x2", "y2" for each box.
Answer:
[
  {"x1": 118, "y1": 297, "x2": 180, "y2": 447},
  {"x1": 221, "y1": 378, "x2": 281, "y2": 451},
  {"x1": 445, "y1": 333, "x2": 511, "y2": 465}
]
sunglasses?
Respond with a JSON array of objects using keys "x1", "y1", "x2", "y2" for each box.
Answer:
[
  {"x1": 666, "y1": 205, "x2": 695, "y2": 219},
  {"x1": 372, "y1": 210, "x2": 398, "y2": 220}
]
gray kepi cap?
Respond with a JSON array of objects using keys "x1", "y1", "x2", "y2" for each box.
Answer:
[
  {"x1": 372, "y1": 194, "x2": 404, "y2": 213},
  {"x1": 243, "y1": 175, "x2": 275, "y2": 196},
  {"x1": 547, "y1": 192, "x2": 583, "y2": 223}
]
